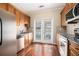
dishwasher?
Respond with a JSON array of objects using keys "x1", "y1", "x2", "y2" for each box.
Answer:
[{"x1": 59, "y1": 35, "x2": 68, "y2": 56}]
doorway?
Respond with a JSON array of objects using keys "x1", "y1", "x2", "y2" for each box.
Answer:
[{"x1": 34, "y1": 19, "x2": 53, "y2": 44}]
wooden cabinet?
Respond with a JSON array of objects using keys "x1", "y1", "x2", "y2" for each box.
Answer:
[
  {"x1": 61, "y1": 3, "x2": 76, "y2": 27},
  {"x1": 24, "y1": 16, "x2": 29, "y2": 24},
  {"x1": 0, "y1": 3, "x2": 8, "y2": 11},
  {"x1": 24, "y1": 33, "x2": 32, "y2": 48},
  {"x1": 0, "y1": 3, "x2": 30, "y2": 26},
  {"x1": 56, "y1": 33, "x2": 60, "y2": 49},
  {"x1": 69, "y1": 41, "x2": 79, "y2": 56},
  {"x1": 7, "y1": 4, "x2": 16, "y2": 15},
  {"x1": 16, "y1": 10, "x2": 21, "y2": 26},
  {"x1": 24, "y1": 16, "x2": 30, "y2": 27},
  {"x1": 61, "y1": 10, "x2": 66, "y2": 27},
  {"x1": 0, "y1": 3, "x2": 16, "y2": 15},
  {"x1": 69, "y1": 3, "x2": 76, "y2": 9},
  {"x1": 18, "y1": 12, "x2": 30, "y2": 26},
  {"x1": 20, "y1": 14, "x2": 25, "y2": 25},
  {"x1": 17, "y1": 45, "x2": 33, "y2": 56},
  {"x1": 24, "y1": 34, "x2": 29, "y2": 48}
]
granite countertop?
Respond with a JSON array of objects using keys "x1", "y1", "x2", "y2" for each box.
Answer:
[
  {"x1": 58, "y1": 28, "x2": 79, "y2": 45},
  {"x1": 67, "y1": 34, "x2": 79, "y2": 45},
  {"x1": 17, "y1": 32, "x2": 30, "y2": 39}
]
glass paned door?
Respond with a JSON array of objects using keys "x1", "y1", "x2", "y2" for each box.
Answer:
[
  {"x1": 43, "y1": 20, "x2": 51, "y2": 40},
  {"x1": 35, "y1": 21, "x2": 41, "y2": 40},
  {"x1": 34, "y1": 19, "x2": 53, "y2": 43}
]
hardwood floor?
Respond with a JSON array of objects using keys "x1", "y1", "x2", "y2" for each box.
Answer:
[{"x1": 17, "y1": 43, "x2": 60, "y2": 56}]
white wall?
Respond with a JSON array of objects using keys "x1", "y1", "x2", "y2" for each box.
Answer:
[
  {"x1": 30, "y1": 8, "x2": 61, "y2": 44},
  {"x1": 0, "y1": 10, "x2": 17, "y2": 56}
]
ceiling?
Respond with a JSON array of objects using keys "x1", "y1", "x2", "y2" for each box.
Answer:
[{"x1": 11, "y1": 3, "x2": 65, "y2": 16}]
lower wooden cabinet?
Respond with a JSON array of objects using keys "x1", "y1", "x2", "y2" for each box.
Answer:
[
  {"x1": 56, "y1": 33, "x2": 60, "y2": 49},
  {"x1": 17, "y1": 44, "x2": 33, "y2": 56},
  {"x1": 69, "y1": 41, "x2": 79, "y2": 56},
  {"x1": 24, "y1": 33, "x2": 33, "y2": 48}
]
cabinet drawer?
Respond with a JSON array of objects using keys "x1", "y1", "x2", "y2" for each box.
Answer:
[
  {"x1": 69, "y1": 50, "x2": 76, "y2": 56},
  {"x1": 70, "y1": 42, "x2": 79, "y2": 53},
  {"x1": 70, "y1": 45, "x2": 79, "y2": 56}
]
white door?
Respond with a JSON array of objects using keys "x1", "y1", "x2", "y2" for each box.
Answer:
[{"x1": 34, "y1": 19, "x2": 53, "y2": 44}]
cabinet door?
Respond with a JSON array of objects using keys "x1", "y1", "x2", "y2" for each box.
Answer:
[
  {"x1": 69, "y1": 3, "x2": 76, "y2": 9},
  {"x1": 61, "y1": 11, "x2": 67, "y2": 26},
  {"x1": 64, "y1": 3, "x2": 70, "y2": 14},
  {"x1": 0, "y1": 3, "x2": 8, "y2": 11},
  {"x1": 24, "y1": 34, "x2": 29, "y2": 48},
  {"x1": 16, "y1": 10, "x2": 20, "y2": 26},
  {"x1": 8, "y1": 4, "x2": 16, "y2": 15},
  {"x1": 20, "y1": 14, "x2": 25, "y2": 25},
  {"x1": 24, "y1": 16, "x2": 28, "y2": 24}
]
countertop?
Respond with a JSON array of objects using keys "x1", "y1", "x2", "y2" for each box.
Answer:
[
  {"x1": 58, "y1": 29, "x2": 79, "y2": 45},
  {"x1": 17, "y1": 32, "x2": 32, "y2": 39},
  {"x1": 67, "y1": 34, "x2": 79, "y2": 45},
  {"x1": 17, "y1": 32, "x2": 30, "y2": 39}
]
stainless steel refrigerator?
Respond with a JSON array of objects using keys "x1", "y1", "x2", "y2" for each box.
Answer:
[{"x1": 0, "y1": 10, "x2": 17, "y2": 56}]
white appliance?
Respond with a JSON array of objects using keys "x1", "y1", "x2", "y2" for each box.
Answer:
[
  {"x1": 59, "y1": 35, "x2": 68, "y2": 56},
  {"x1": 17, "y1": 36, "x2": 24, "y2": 52}
]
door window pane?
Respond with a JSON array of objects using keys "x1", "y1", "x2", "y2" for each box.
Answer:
[
  {"x1": 44, "y1": 21, "x2": 51, "y2": 40},
  {"x1": 36, "y1": 21, "x2": 41, "y2": 40}
]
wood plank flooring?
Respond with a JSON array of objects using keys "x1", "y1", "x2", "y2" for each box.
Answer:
[{"x1": 17, "y1": 43, "x2": 60, "y2": 56}]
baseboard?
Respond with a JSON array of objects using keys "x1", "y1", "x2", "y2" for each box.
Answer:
[{"x1": 33, "y1": 42, "x2": 57, "y2": 46}]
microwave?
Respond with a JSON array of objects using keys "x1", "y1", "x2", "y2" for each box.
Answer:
[
  {"x1": 74, "y1": 3, "x2": 79, "y2": 16},
  {"x1": 66, "y1": 3, "x2": 79, "y2": 23}
]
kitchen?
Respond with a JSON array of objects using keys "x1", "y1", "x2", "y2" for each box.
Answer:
[{"x1": 0, "y1": 3, "x2": 79, "y2": 56}]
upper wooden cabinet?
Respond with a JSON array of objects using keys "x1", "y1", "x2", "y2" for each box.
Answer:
[
  {"x1": 61, "y1": 3, "x2": 76, "y2": 27},
  {"x1": 16, "y1": 10, "x2": 21, "y2": 26},
  {"x1": 20, "y1": 13, "x2": 30, "y2": 26},
  {"x1": 7, "y1": 4, "x2": 16, "y2": 15},
  {"x1": 0, "y1": 3, "x2": 16, "y2": 15},
  {"x1": 20, "y1": 13, "x2": 25, "y2": 25},
  {"x1": 0, "y1": 3, "x2": 30, "y2": 27},
  {"x1": 0, "y1": 3, "x2": 8, "y2": 11},
  {"x1": 61, "y1": 10, "x2": 66, "y2": 27},
  {"x1": 24, "y1": 16, "x2": 30, "y2": 25}
]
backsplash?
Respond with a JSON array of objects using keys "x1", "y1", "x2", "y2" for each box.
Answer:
[
  {"x1": 67, "y1": 24, "x2": 77, "y2": 35},
  {"x1": 77, "y1": 22, "x2": 79, "y2": 28}
]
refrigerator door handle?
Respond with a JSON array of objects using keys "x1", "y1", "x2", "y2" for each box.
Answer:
[{"x1": 0, "y1": 18, "x2": 2, "y2": 45}]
